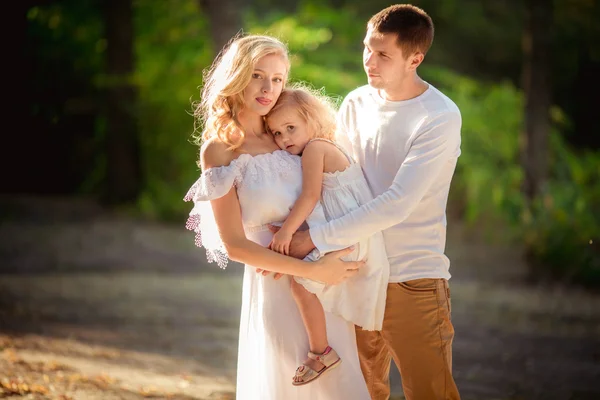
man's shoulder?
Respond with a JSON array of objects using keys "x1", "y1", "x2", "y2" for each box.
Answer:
[
  {"x1": 338, "y1": 85, "x2": 375, "y2": 116},
  {"x1": 425, "y1": 84, "x2": 461, "y2": 116},
  {"x1": 416, "y1": 86, "x2": 462, "y2": 142}
]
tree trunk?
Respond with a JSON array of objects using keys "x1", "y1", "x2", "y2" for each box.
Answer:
[
  {"x1": 199, "y1": 0, "x2": 244, "y2": 55},
  {"x1": 4, "y1": 2, "x2": 34, "y2": 193},
  {"x1": 103, "y1": 0, "x2": 142, "y2": 204},
  {"x1": 521, "y1": 0, "x2": 552, "y2": 202}
]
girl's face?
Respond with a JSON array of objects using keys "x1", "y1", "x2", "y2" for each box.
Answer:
[
  {"x1": 242, "y1": 54, "x2": 287, "y2": 116},
  {"x1": 267, "y1": 107, "x2": 311, "y2": 155}
]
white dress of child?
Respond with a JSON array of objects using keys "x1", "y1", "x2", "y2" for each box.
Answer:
[{"x1": 297, "y1": 138, "x2": 390, "y2": 331}]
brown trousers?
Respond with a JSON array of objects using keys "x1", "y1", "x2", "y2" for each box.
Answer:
[{"x1": 355, "y1": 278, "x2": 460, "y2": 400}]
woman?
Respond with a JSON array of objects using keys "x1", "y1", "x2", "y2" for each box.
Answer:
[{"x1": 184, "y1": 34, "x2": 370, "y2": 399}]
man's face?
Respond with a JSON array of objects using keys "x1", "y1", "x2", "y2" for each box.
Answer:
[{"x1": 363, "y1": 28, "x2": 411, "y2": 93}]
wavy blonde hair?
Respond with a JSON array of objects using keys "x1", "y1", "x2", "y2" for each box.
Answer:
[
  {"x1": 266, "y1": 83, "x2": 338, "y2": 141},
  {"x1": 193, "y1": 34, "x2": 290, "y2": 150}
]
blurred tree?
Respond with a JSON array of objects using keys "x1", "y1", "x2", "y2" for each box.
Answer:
[
  {"x1": 553, "y1": 0, "x2": 600, "y2": 150},
  {"x1": 521, "y1": 0, "x2": 552, "y2": 202},
  {"x1": 199, "y1": 0, "x2": 247, "y2": 54},
  {"x1": 103, "y1": 0, "x2": 142, "y2": 204},
  {"x1": 11, "y1": 0, "x2": 104, "y2": 196},
  {"x1": 5, "y1": 1, "x2": 37, "y2": 194}
]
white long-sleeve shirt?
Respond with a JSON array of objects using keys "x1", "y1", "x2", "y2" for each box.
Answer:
[{"x1": 309, "y1": 83, "x2": 462, "y2": 282}]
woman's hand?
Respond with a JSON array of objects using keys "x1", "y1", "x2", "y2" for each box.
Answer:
[
  {"x1": 255, "y1": 246, "x2": 363, "y2": 283},
  {"x1": 310, "y1": 247, "x2": 365, "y2": 285}
]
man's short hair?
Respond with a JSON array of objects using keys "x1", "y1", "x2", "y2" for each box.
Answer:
[{"x1": 368, "y1": 4, "x2": 434, "y2": 58}]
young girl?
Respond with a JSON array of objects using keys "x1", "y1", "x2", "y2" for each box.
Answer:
[{"x1": 265, "y1": 84, "x2": 390, "y2": 386}]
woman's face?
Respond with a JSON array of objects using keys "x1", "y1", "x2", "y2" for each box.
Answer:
[{"x1": 242, "y1": 54, "x2": 287, "y2": 116}]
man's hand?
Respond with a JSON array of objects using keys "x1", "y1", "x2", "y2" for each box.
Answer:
[{"x1": 268, "y1": 225, "x2": 315, "y2": 259}]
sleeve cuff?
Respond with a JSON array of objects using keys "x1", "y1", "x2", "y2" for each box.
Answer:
[{"x1": 309, "y1": 225, "x2": 343, "y2": 256}]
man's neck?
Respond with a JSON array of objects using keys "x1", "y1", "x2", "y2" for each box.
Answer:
[{"x1": 378, "y1": 75, "x2": 429, "y2": 102}]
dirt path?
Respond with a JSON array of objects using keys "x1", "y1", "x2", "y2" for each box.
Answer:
[{"x1": 1, "y1": 196, "x2": 599, "y2": 399}]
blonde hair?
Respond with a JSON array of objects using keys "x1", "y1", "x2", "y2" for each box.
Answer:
[
  {"x1": 266, "y1": 83, "x2": 338, "y2": 141},
  {"x1": 193, "y1": 34, "x2": 290, "y2": 150}
]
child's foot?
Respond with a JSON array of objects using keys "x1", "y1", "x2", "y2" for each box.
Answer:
[{"x1": 291, "y1": 346, "x2": 342, "y2": 386}]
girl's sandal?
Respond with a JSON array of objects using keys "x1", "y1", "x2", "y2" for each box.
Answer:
[{"x1": 292, "y1": 346, "x2": 342, "y2": 386}]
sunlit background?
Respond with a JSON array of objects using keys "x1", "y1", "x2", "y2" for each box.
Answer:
[{"x1": 1, "y1": 0, "x2": 599, "y2": 399}]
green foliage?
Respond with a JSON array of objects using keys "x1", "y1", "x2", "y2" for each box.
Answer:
[
  {"x1": 26, "y1": 1, "x2": 107, "y2": 195},
  {"x1": 27, "y1": 1, "x2": 105, "y2": 84},
  {"x1": 522, "y1": 135, "x2": 600, "y2": 286},
  {"x1": 422, "y1": 65, "x2": 600, "y2": 285},
  {"x1": 28, "y1": 0, "x2": 599, "y2": 284},
  {"x1": 246, "y1": 3, "x2": 366, "y2": 98},
  {"x1": 421, "y1": 66, "x2": 526, "y2": 230},
  {"x1": 133, "y1": 0, "x2": 212, "y2": 220}
]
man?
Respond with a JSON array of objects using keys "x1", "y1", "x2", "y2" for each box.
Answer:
[{"x1": 275, "y1": 4, "x2": 462, "y2": 399}]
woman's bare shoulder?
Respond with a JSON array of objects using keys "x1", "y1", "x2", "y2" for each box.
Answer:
[{"x1": 200, "y1": 136, "x2": 235, "y2": 169}]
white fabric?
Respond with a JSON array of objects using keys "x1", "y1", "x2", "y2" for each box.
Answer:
[
  {"x1": 310, "y1": 83, "x2": 462, "y2": 283},
  {"x1": 185, "y1": 149, "x2": 370, "y2": 400},
  {"x1": 184, "y1": 165, "x2": 243, "y2": 268},
  {"x1": 296, "y1": 138, "x2": 390, "y2": 331}
]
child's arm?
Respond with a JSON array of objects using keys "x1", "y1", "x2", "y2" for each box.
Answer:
[{"x1": 270, "y1": 142, "x2": 325, "y2": 256}]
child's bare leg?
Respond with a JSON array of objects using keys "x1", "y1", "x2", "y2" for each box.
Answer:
[{"x1": 290, "y1": 278, "x2": 328, "y2": 354}]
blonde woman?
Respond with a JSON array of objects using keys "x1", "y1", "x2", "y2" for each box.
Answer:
[{"x1": 184, "y1": 34, "x2": 370, "y2": 399}]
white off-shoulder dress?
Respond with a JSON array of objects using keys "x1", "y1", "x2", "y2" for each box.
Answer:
[{"x1": 184, "y1": 150, "x2": 371, "y2": 400}]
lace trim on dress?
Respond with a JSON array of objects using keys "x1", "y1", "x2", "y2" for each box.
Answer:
[{"x1": 183, "y1": 160, "x2": 245, "y2": 269}]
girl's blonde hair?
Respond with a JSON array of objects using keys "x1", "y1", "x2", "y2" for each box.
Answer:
[
  {"x1": 266, "y1": 83, "x2": 338, "y2": 141},
  {"x1": 193, "y1": 34, "x2": 290, "y2": 150}
]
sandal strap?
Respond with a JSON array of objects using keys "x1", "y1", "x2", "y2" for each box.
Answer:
[
  {"x1": 292, "y1": 348, "x2": 342, "y2": 385},
  {"x1": 307, "y1": 347, "x2": 339, "y2": 368},
  {"x1": 302, "y1": 357, "x2": 326, "y2": 373}
]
